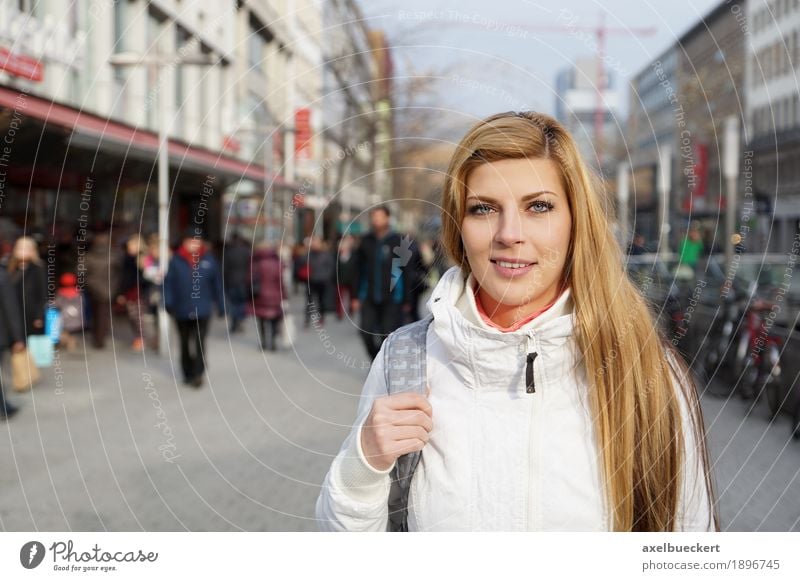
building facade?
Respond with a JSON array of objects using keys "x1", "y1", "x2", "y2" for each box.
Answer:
[
  {"x1": 0, "y1": 0, "x2": 382, "y2": 250},
  {"x1": 746, "y1": 0, "x2": 800, "y2": 252},
  {"x1": 626, "y1": 0, "x2": 747, "y2": 254}
]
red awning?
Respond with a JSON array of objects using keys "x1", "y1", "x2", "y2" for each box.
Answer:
[{"x1": 0, "y1": 84, "x2": 289, "y2": 187}]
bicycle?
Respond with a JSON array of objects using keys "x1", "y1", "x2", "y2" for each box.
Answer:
[
  {"x1": 733, "y1": 290, "x2": 784, "y2": 421},
  {"x1": 701, "y1": 282, "x2": 744, "y2": 389}
]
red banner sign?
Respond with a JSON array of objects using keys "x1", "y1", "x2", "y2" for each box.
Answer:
[
  {"x1": 0, "y1": 47, "x2": 43, "y2": 82},
  {"x1": 295, "y1": 108, "x2": 312, "y2": 160}
]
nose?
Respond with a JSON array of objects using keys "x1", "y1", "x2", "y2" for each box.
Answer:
[{"x1": 493, "y1": 211, "x2": 524, "y2": 246}]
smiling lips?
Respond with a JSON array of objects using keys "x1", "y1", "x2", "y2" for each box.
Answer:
[{"x1": 490, "y1": 258, "x2": 537, "y2": 278}]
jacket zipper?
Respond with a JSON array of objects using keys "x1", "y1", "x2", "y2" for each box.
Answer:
[
  {"x1": 525, "y1": 352, "x2": 538, "y2": 393},
  {"x1": 525, "y1": 330, "x2": 540, "y2": 529}
]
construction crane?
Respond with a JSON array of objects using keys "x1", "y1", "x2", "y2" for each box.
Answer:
[{"x1": 415, "y1": 12, "x2": 656, "y2": 165}]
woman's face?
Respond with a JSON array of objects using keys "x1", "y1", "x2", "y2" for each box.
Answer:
[{"x1": 461, "y1": 157, "x2": 572, "y2": 322}]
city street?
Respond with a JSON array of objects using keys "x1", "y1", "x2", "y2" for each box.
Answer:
[{"x1": 1, "y1": 294, "x2": 799, "y2": 532}]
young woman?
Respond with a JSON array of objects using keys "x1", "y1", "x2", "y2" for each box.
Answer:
[{"x1": 316, "y1": 111, "x2": 718, "y2": 532}]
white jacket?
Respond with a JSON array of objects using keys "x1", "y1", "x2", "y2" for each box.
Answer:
[{"x1": 316, "y1": 266, "x2": 714, "y2": 531}]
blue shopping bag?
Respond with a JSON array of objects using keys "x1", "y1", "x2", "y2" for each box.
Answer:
[
  {"x1": 45, "y1": 307, "x2": 62, "y2": 343},
  {"x1": 28, "y1": 335, "x2": 54, "y2": 368}
]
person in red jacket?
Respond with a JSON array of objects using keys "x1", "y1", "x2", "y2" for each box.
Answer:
[{"x1": 248, "y1": 244, "x2": 288, "y2": 351}]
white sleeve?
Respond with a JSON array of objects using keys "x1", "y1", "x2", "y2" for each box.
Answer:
[
  {"x1": 315, "y1": 342, "x2": 397, "y2": 532},
  {"x1": 669, "y1": 354, "x2": 716, "y2": 532}
]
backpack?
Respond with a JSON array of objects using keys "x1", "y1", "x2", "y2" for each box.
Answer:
[{"x1": 382, "y1": 313, "x2": 434, "y2": 532}]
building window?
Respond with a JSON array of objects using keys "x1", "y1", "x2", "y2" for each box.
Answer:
[
  {"x1": 175, "y1": 25, "x2": 192, "y2": 138},
  {"x1": 248, "y1": 15, "x2": 269, "y2": 71},
  {"x1": 113, "y1": 0, "x2": 127, "y2": 53},
  {"x1": 146, "y1": 8, "x2": 167, "y2": 129},
  {"x1": 112, "y1": 0, "x2": 128, "y2": 119}
]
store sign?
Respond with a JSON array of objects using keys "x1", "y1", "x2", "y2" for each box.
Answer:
[
  {"x1": 222, "y1": 135, "x2": 241, "y2": 154},
  {"x1": 294, "y1": 108, "x2": 312, "y2": 160},
  {"x1": 0, "y1": 4, "x2": 84, "y2": 72},
  {"x1": 0, "y1": 46, "x2": 43, "y2": 81}
]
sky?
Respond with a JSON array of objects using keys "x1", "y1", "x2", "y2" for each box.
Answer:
[{"x1": 358, "y1": 0, "x2": 725, "y2": 126}]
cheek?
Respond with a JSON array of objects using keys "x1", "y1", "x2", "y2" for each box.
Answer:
[
  {"x1": 460, "y1": 219, "x2": 492, "y2": 256},
  {"x1": 535, "y1": 215, "x2": 572, "y2": 268}
]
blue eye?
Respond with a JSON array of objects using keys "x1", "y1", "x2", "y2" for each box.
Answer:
[
  {"x1": 467, "y1": 204, "x2": 493, "y2": 215},
  {"x1": 467, "y1": 200, "x2": 554, "y2": 216},
  {"x1": 529, "y1": 200, "x2": 554, "y2": 213}
]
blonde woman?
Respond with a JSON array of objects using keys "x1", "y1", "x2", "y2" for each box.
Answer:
[{"x1": 316, "y1": 111, "x2": 717, "y2": 532}]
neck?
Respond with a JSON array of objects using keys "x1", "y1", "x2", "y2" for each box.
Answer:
[{"x1": 475, "y1": 283, "x2": 562, "y2": 329}]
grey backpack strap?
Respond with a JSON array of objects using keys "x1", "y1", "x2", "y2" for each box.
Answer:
[{"x1": 384, "y1": 314, "x2": 433, "y2": 532}]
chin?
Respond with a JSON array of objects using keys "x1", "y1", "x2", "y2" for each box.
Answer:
[{"x1": 482, "y1": 285, "x2": 534, "y2": 307}]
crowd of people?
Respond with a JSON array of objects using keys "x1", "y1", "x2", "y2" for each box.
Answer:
[
  {"x1": 290, "y1": 206, "x2": 443, "y2": 360},
  {"x1": 0, "y1": 207, "x2": 447, "y2": 421}
]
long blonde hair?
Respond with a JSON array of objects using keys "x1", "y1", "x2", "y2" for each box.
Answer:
[{"x1": 440, "y1": 111, "x2": 718, "y2": 531}]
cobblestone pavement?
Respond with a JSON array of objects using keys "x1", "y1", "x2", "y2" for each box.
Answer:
[{"x1": 1, "y1": 295, "x2": 798, "y2": 531}]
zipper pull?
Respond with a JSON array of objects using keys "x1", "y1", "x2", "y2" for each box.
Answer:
[{"x1": 526, "y1": 351, "x2": 538, "y2": 394}]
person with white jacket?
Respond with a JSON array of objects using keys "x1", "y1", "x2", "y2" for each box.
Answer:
[{"x1": 316, "y1": 111, "x2": 718, "y2": 532}]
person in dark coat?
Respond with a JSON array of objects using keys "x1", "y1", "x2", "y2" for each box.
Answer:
[
  {"x1": 306, "y1": 237, "x2": 335, "y2": 327},
  {"x1": 222, "y1": 234, "x2": 251, "y2": 334},
  {"x1": 334, "y1": 234, "x2": 359, "y2": 320},
  {"x1": 8, "y1": 236, "x2": 47, "y2": 337},
  {"x1": 0, "y1": 268, "x2": 25, "y2": 419},
  {"x1": 403, "y1": 238, "x2": 429, "y2": 324},
  {"x1": 116, "y1": 234, "x2": 149, "y2": 351},
  {"x1": 163, "y1": 228, "x2": 225, "y2": 388},
  {"x1": 248, "y1": 244, "x2": 287, "y2": 351},
  {"x1": 85, "y1": 232, "x2": 121, "y2": 349},
  {"x1": 352, "y1": 205, "x2": 414, "y2": 360}
]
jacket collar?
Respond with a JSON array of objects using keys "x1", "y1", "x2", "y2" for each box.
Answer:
[
  {"x1": 428, "y1": 265, "x2": 572, "y2": 329},
  {"x1": 425, "y1": 266, "x2": 576, "y2": 392}
]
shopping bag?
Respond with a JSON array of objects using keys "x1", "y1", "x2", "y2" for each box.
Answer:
[
  {"x1": 11, "y1": 349, "x2": 40, "y2": 392},
  {"x1": 45, "y1": 307, "x2": 62, "y2": 343},
  {"x1": 281, "y1": 302, "x2": 296, "y2": 347},
  {"x1": 28, "y1": 335, "x2": 54, "y2": 367}
]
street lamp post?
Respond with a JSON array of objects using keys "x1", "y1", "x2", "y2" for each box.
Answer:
[
  {"x1": 723, "y1": 116, "x2": 740, "y2": 273},
  {"x1": 616, "y1": 162, "x2": 630, "y2": 249},
  {"x1": 657, "y1": 146, "x2": 672, "y2": 258},
  {"x1": 109, "y1": 51, "x2": 218, "y2": 354}
]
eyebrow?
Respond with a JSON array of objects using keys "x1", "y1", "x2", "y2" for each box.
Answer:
[{"x1": 465, "y1": 190, "x2": 557, "y2": 204}]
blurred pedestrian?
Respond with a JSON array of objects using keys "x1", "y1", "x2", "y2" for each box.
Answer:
[
  {"x1": 629, "y1": 233, "x2": 647, "y2": 255},
  {"x1": 306, "y1": 236, "x2": 334, "y2": 327},
  {"x1": 0, "y1": 267, "x2": 25, "y2": 420},
  {"x1": 292, "y1": 240, "x2": 310, "y2": 296},
  {"x1": 404, "y1": 237, "x2": 430, "y2": 324},
  {"x1": 117, "y1": 234, "x2": 149, "y2": 352},
  {"x1": 678, "y1": 225, "x2": 704, "y2": 269},
  {"x1": 141, "y1": 233, "x2": 164, "y2": 350},
  {"x1": 248, "y1": 244, "x2": 287, "y2": 351},
  {"x1": 54, "y1": 273, "x2": 83, "y2": 352},
  {"x1": 352, "y1": 205, "x2": 411, "y2": 359},
  {"x1": 8, "y1": 236, "x2": 46, "y2": 338},
  {"x1": 335, "y1": 234, "x2": 358, "y2": 320},
  {"x1": 223, "y1": 233, "x2": 251, "y2": 334},
  {"x1": 163, "y1": 228, "x2": 224, "y2": 388},
  {"x1": 84, "y1": 232, "x2": 120, "y2": 349}
]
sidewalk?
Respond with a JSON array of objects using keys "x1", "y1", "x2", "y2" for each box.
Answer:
[
  {"x1": 1, "y1": 293, "x2": 799, "y2": 531},
  {"x1": 0, "y1": 296, "x2": 372, "y2": 531}
]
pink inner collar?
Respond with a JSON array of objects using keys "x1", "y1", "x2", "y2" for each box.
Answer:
[{"x1": 473, "y1": 284, "x2": 561, "y2": 332}]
